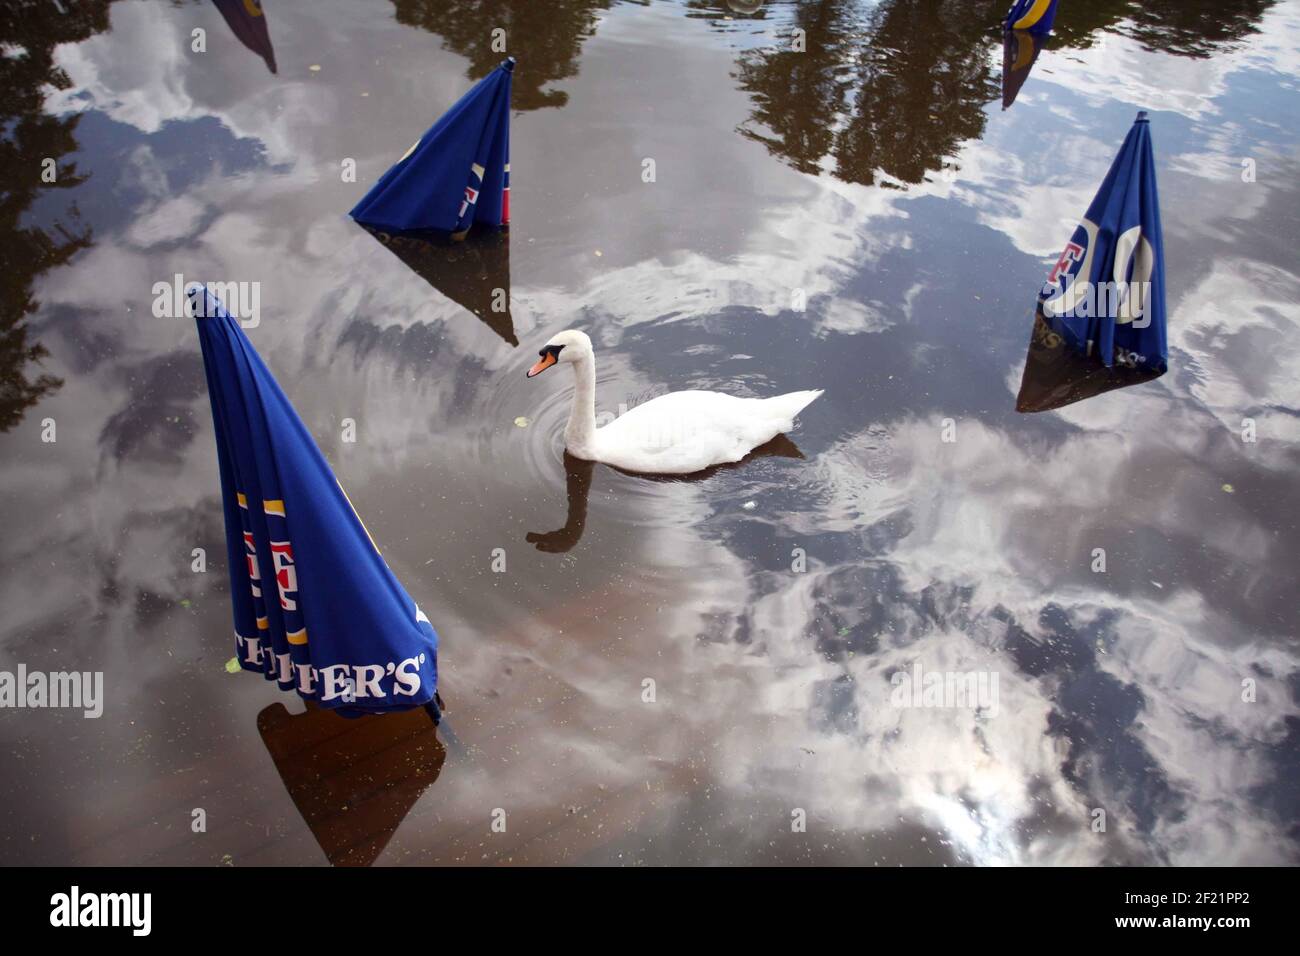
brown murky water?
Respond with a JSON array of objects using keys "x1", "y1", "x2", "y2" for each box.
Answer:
[{"x1": 1, "y1": 0, "x2": 1297, "y2": 865}]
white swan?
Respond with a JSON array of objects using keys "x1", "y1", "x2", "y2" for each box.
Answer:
[{"x1": 526, "y1": 330, "x2": 823, "y2": 475}]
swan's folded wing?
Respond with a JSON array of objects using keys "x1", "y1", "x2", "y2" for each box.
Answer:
[{"x1": 595, "y1": 390, "x2": 818, "y2": 474}]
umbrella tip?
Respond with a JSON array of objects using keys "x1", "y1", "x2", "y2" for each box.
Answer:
[
  {"x1": 1136, "y1": 110, "x2": 1149, "y2": 122},
  {"x1": 185, "y1": 282, "x2": 215, "y2": 318},
  {"x1": 503, "y1": 56, "x2": 516, "y2": 72}
]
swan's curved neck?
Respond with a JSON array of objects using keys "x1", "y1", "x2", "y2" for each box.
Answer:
[{"x1": 565, "y1": 352, "x2": 597, "y2": 456}]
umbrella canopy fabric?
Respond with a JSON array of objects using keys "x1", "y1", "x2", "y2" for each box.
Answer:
[
  {"x1": 210, "y1": 0, "x2": 277, "y2": 75},
  {"x1": 350, "y1": 58, "x2": 513, "y2": 237},
  {"x1": 1003, "y1": 0, "x2": 1061, "y2": 35},
  {"x1": 1036, "y1": 112, "x2": 1168, "y2": 372},
  {"x1": 192, "y1": 287, "x2": 439, "y2": 717}
]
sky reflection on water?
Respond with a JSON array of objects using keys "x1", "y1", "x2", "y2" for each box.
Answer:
[{"x1": 0, "y1": 0, "x2": 1297, "y2": 865}]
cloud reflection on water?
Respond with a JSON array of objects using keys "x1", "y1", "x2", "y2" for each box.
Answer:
[{"x1": 0, "y1": 0, "x2": 1296, "y2": 864}]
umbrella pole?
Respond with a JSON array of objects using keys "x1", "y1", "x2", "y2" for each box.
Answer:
[
  {"x1": 426, "y1": 692, "x2": 469, "y2": 759},
  {"x1": 423, "y1": 690, "x2": 446, "y2": 724}
]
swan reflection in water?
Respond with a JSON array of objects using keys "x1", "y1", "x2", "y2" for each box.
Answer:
[
  {"x1": 526, "y1": 435, "x2": 806, "y2": 554},
  {"x1": 257, "y1": 699, "x2": 445, "y2": 866}
]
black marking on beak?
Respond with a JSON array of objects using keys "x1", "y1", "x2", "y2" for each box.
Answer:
[{"x1": 527, "y1": 344, "x2": 564, "y2": 378}]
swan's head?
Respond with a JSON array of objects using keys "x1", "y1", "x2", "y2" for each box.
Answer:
[{"x1": 526, "y1": 329, "x2": 592, "y2": 378}]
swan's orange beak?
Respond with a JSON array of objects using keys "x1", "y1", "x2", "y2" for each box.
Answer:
[{"x1": 527, "y1": 351, "x2": 557, "y2": 378}]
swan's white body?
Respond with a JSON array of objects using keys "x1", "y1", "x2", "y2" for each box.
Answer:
[{"x1": 528, "y1": 330, "x2": 823, "y2": 475}]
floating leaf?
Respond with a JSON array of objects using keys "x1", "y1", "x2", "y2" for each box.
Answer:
[
  {"x1": 224, "y1": 657, "x2": 241, "y2": 674},
  {"x1": 514, "y1": 416, "x2": 529, "y2": 428},
  {"x1": 1221, "y1": 483, "x2": 1235, "y2": 494}
]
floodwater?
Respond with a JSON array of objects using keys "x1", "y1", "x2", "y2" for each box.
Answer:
[{"x1": 1, "y1": 0, "x2": 1297, "y2": 866}]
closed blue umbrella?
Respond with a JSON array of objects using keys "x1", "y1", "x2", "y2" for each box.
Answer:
[
  {"x1": 192, "y1": 287, "x2": 441, "y2": 719},
  {"x1": 351, "y1": 58, "x2": 514, "y2": 238},
  {"x1": 1037, "y1": 111, "x2": 1168, "y2": 373},
  {"x1": 1003, "y1": 0, "x2": 1061, "y2": 35}
]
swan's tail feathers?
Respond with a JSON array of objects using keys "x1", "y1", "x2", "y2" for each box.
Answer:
[{"x1": 765, "y1": 389, "x2": 824, "y2": 426}]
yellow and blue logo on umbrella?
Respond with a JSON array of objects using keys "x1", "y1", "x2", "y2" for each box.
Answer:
[
  {"x1": 1004, "y1": 0, "x2": 1061, "y2": 35},
  {"x1": 191, "y1": 287, "x2": 440, "y2": 718},
  {"x1": 351, "y1": 58, "x2": 514, "y2": 238}
]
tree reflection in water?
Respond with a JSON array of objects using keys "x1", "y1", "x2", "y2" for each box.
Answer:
[
  {"x1": 390, "y1": 0, "x2": 613, "y2": 110},
  {"x1": 687, "y1": 0, "x2": 1279, "y2": 190},
  {"x1": 0, "y1": 1, "x2": 116, "y2": 429}
]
